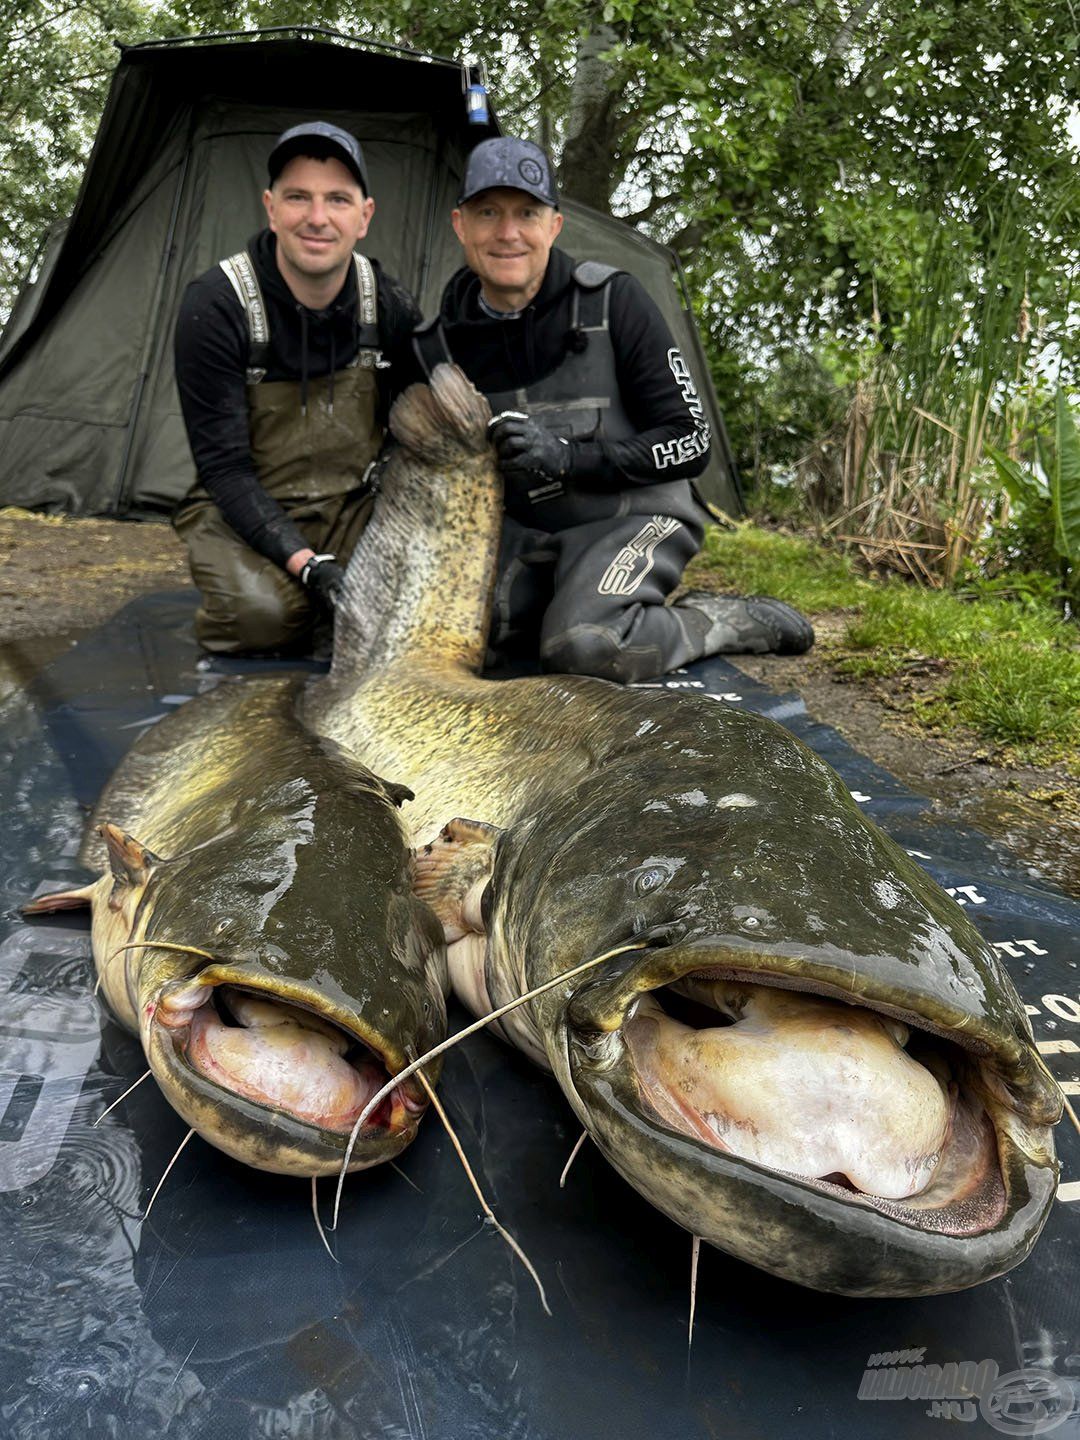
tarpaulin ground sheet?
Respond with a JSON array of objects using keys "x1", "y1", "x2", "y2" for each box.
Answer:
[{"x1": 2, "y1": 592, "x2": 1078, "y2": 1440}]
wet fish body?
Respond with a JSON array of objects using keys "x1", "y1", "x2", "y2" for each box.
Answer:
[
  {"x1": 27, "y1": 675, "x2": 445, "y2": 1176},
  {"x1": 303, "y1": 366, "x2": 1061, "y2": 1295}
]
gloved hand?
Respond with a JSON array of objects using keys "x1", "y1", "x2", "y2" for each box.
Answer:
[
  {"x1": 491, "y1": 415, "x2": 571, "y2": 482},
  {"x1": 299, "y1": 553, "x2": 346, "y2": 611}
]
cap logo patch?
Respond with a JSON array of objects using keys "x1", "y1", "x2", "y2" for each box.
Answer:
[{"x1": 518, "y1": 158, "x2": 544, "y2": 186}]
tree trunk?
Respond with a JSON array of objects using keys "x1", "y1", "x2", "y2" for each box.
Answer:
[{"x1": 558, "y1": 23, "x2": 623, "y2": 215}]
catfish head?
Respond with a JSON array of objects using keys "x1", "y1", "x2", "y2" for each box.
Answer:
[
  {"x1": 421, "y1": 702, "x2": 1062, "y2": 1296},
  {"x1": 29, "y1": 765, "x2": 446, "y2": 1178}
]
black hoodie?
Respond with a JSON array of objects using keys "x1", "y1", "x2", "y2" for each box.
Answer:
[
  {"x1": 431, "y1": 246, "x2": 711, "y2": 489},
  {"x1": 174, "y1": 228, "x2": 421, "y2": 568}
]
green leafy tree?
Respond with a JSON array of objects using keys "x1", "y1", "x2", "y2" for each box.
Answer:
[
  {"x1": 0, "y1": 0, "x2": 157, "y2": 302},
  {"x1": 3, "y1": 0, "x2": 1079, "y2": 496}
]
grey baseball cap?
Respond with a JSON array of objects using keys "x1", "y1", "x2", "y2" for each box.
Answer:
[
  {"x1": 268, "y1": 123, "x2": 369, "y2": 194},
  {"x1": 458, "y1": 137, "x2": 558, "y2": 208}
]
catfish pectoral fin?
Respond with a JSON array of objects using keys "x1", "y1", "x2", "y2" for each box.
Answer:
[
  {"x1": 21, "y1": 882, "x2": 97, "y2": 914},
  {"x1": 411, "y1": 818, "x2": 498, "y2": 941},
  {"x1": 100, "y1": 822, "x2": 164, "y2": 887},
  {"x1": 412, "y1": 819, "x2": 499, "y2": 1027}
]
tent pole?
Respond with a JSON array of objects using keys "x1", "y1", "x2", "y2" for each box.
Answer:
[
  {"x1": 417, "y1": 133, "x2": 447, "y2": 308},
  {"x1": 110, "y1": 139, "x2": 191, "y2": 515}
]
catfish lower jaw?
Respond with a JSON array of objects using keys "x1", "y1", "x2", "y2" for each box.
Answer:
[
  {"x1": 567, "y1": 967, "x2": 1065, "y2": 1284},
  {"x1": 622, "y1": 984, "x2": 1010, "y2": 1238},
  {"x1": 145, "y1": 978, "x2": 424, "y2": 1170}
]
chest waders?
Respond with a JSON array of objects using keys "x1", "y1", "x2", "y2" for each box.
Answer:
[
  {"x1": 414, "y1": 263, "x2": 710, "y2": 684},
  {"x1": 415, "y1": 262, "x2": 705, "y2": 531},
  {"x1": 175, "y1": 252, "x2": 384, "y2": 655}
]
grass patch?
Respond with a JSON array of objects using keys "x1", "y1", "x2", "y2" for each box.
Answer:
[
  {"x1": 839, "y1": 582, "x2": 1080, "y2": 767},
  {"x1": 690, "y1": 522, "x2": 1080, "y2": 770},
  {"x1": 686, "y1": 524, "x2": 870, "y2": 611},
  {"x1": 925, "y1": 649, "x2": 1080, "y2": 750},
  {"x1": 844, "y1": 587, "x2": 1071, "y2": 656}
]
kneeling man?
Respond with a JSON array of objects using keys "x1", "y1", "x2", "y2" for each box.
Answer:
[
  {"x1": 174, "y1": 122, "x2": 420, "y2": 654},
  {"x1": 414, "y1": 136, "x2": 813, "y2": 682}
]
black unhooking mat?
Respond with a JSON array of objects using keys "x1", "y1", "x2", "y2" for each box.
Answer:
[{"x1": 2, "y1": 592, "x2": 1079, "y2": 1440}]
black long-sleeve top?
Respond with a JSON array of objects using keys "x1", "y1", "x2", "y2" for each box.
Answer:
[
  {"x1": 431, "y1": 245, "x2": 710, "y2": 487},
  {"x1": 174, "y1": 227, "x2": 421, "y2": 568}
]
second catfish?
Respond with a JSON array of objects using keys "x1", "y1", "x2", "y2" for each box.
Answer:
[{"x1": 304, "y1": 364, "x2": 1061, "y2": 1298}]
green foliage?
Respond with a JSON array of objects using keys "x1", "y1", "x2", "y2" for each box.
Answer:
[
  {"x1": 1053, "y1": 388, "x2": 1080, "y2": 564},
  {"x1": 937, "y1": 646, "x2": 1080, "y2": 751},
  {"x1": 845, "y1": 586, "x2": 1072, "y2": 655},
  {"x1": 987, "y1": 446, "x2": 1048, "y2": 514},
  {"x1": 685, "y1": 524, "x2": 870, "y2": 612},
  {"x1": 0, "y1": 0, "x2": 157, "y2": 306},
  {"x1": 839, "y1": 585, "x2": 1080, "y2": 761},
  {"x1": 956, "y1": 567, "x2": 1065, "y2": 608},
  {"x1": 4, "y1": 0, "x2": 1080, "y2": 373},
  {"x1": 985, "y1": 388, "x2": 1080, "y2": 602},
  {"x1": 777, "y1": 185, "x2": 1070, "y2": 586},
  {"x1": 3, "y1": 0, "x2": 1080, "y2": 614}
]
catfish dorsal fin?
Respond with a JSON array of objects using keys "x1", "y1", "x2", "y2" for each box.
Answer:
[
  {"x1": 377, "y1": 777, "x2": 415, "y2": 809},
  {"x1": 100, "y1": 823, "x2": 163, "y2": 905}
]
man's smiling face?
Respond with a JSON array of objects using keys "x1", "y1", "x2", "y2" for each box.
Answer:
[
  {"x1": 452, "y1": 187, "x2": 563, "y2": 311},
  {"x1": 263, "y1": 154, "x2": 375, "y2": 292}
]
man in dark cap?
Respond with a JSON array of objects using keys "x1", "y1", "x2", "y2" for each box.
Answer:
[
  {"x1": 174, "y1": 122, "x2": 420, "y2": 654},
  {"x1": 414, "y1": 135, "x2": 813, "y2": 683}
]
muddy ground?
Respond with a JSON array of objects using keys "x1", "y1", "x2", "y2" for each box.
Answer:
[{"x1": 2, "y1": 508, "x2": 1078, "y2": 897}]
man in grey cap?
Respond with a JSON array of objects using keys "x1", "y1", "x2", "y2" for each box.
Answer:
[
  {"x1": 414, "y1": 135, "x2": 813, "y2": 683},
  {"x1": 174, "y1": 122, "x2": 420, "y2": 654}
]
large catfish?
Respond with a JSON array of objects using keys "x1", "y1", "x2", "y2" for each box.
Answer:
[
  {"x1": 26, "y1": 675, "x2": 446, "y2": 1177},
  {"x1": 303, "y1": 365, "x2": 1062, "y2": 1296}
]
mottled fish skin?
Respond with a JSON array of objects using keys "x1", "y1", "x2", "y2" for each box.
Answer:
[
  {"x1": 303, "y1": 365, "x2": 1061, "y2": 1295},
  {"x1": 33, "y1": 675, "x2": 446, "y2": 1177}
]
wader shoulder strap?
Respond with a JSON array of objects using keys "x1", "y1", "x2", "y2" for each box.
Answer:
[
  {"x1": 219, "y1": 251, "x2": 270, "y2": 383},
  {"x1": 351, "y1": 252, "x2": 386, "y2": 368},
  {"x1": 219, "y1": 251, "x2": 384, "y2": 381},
  {"x1": 571, "y1": 261, "x2": 624, "y2": 333},
  {"x1": 412, "y1": 316, "x2": 455, "y2": 379}
]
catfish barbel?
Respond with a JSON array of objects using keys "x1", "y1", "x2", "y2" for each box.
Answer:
[
  {"x1": 26, "y1": 671, "x2": 446, "y2": 1177},
  {"x1": 303, "y1": 364, "x2": 1062, "y2": 1296}
]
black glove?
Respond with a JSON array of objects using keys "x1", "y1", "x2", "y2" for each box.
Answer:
[
  {"x1": 491, "y1": 415, "x2": 571, "y2": 482},
  {"x1": 299, "y1": 553, "x2": 346, "y2": 611}
]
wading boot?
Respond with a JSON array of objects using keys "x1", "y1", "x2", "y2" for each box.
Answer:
[{"x1": 676, "y1": 591, "x2": 815, "y2": 656}]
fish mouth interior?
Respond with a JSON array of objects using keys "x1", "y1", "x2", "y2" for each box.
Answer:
[
  {"x1": 616, "y1": 971, "x2": 1011, "y2": 1237},
  {"x1": 154, "y1": 978, "x2": 423, "y2": 1137}
]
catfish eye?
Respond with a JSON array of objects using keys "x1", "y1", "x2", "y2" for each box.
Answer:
[
  {"x1": 635, "y1": 867, "x2": 669, "y2": 896},
  {"x1": 215, "y1": 918, "x2": 233, "y2": 934}
]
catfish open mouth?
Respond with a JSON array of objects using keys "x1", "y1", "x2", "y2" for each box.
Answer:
[
  {"x1": 151, "y1": 977, "x2": 425, "y2": 1137},
  {"x1": 612, "y1": 971, "x2": 1017, "y2": 1238}
]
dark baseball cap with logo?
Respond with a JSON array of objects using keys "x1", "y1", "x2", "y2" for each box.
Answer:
[
  {"x1": 457, "y1": 137, "x2": 558, "y2": 209},
  {"x1": 268, "y1": 122, "x2": 369, "y2": 195}
]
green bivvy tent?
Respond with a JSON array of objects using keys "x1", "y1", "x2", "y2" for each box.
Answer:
[{"x1": 0, "y1": 29, "x2": 742, "y2": 519}]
